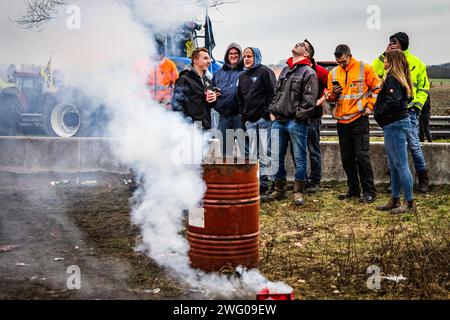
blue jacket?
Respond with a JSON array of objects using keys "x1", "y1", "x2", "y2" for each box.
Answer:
[{"x1": 212, "y1": 43, "x2": 244, "y2": 117}]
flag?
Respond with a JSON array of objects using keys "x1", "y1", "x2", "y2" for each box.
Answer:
[
  {"x1": 40, "y1": 55, "x2": 56, "y2": 92},
  {"x1": 204, "y1": 13, "x2": 215, "y2": 57}
]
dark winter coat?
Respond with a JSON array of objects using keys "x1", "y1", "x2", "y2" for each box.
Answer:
[
  {"x1": 374, "y1": 75, "x2": 410, "y2": 128},
  {"x1": 237, "y1": 47, "x2": 277, "y2": 122},
  {"x1": 172, "y1": 65, "x2": 214, "y2": 129},
  {"x1": 212, "y1": 43, "x2": 244, "y2": 117},
  {"x1": 310, "y1": 62, "x2": 329, "y2": 119},
  {"x1": 269, "y1": 57, "x2": 318, "y2": 123}
]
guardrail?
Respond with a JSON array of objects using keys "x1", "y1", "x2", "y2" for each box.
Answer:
[{"x1": 321, "y1": 115, "x2": 450, "y2": 138}]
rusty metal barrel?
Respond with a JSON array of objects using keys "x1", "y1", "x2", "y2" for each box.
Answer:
[{"x1": 187, "y1": 159, "x2": 260, "y2": 272}]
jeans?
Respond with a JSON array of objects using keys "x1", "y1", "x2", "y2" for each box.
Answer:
[
  {"x1": 337, "y1": 116, "x2": 376, "y2": 196},
  {"x1": 383, "y1": 118, "x2": 414, "y2": 201},
  {"x1": 407, "y1": 110, "x2": 427, "y2": 172},
  {"x1": 245, "y1": 118, "x2": 273, "y2": 188},
  {"x1": 271, "y1": 120, "x2": 309, "y2": 182},
  {"x1": 307, "y1": 118, "x2": 322, "y2": 185},
  {"x1": 218, "y1": 114, "x2": 246, "y2": 156}
]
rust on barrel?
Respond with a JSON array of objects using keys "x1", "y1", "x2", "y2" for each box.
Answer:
[{"x1": 188, "y1": 158, "x2": 260, "y2": 272}]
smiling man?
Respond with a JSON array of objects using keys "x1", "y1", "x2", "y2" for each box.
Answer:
[
  {"x1": 172, "y1": 47, "x2": 218, "y2": 130},
  {"x1": 237, "y1": 47, "x2": 277, "y2": 194},
  {"x1": 212, "y1": 43, "x2": 245, "y2": 156}
]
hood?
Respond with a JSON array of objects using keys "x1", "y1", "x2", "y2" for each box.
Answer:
[
  {"x1": 244, "y1": 47, "x2": 262, "y2": 70},
  {"x1": 286, "y1": 57, "x2": 312, "y2": 69},
  {"x1": 224, "y1": 42, "x2": 242, "y2": 66}
]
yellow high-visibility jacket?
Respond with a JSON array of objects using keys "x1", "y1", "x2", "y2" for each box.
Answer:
[{"x1": 372, "y1": 49, "x2": 429, "y2": 112}]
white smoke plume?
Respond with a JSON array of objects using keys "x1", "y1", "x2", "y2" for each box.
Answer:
[{"x1": 5, "y1": 0, "x2": 292, "y2": 298}]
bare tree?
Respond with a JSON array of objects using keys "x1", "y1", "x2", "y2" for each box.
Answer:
[
  {"x1": 14, "y1": 0, "x2": 241, "y2": 30},
  {"x1": 207, "y1": 0, "x2": 241, "y2": 8},
  {"x1": 14, "y1": 0, "x2": 67, "y2": 30}
]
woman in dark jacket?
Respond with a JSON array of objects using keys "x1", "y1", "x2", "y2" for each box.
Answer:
[{"x1": 374, "y1": 49, "x2": 416, "y2": 214}]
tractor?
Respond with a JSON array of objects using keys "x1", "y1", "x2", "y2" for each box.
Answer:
[{"x1": 0, "y1": 70, "x2": 107, "y2": 137}]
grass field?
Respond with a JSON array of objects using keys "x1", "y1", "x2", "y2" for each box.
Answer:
[
  {"x1": 430, "y1": 78, "x2": 450, "y2": 83},
  {"x1": 259, "y1": 182, "x2": 450, "y2": 300},
  {"x1": 430, "y1": 79, "x2": 450, "y2": 115}
]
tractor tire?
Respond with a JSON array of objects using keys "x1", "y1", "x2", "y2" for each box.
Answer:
[
  {"x1": 43, "y1": 97, "x2": 81, "y2": 137},
  {"x1": 0, "y1": 95, "x2": 20, "y2": 136}
]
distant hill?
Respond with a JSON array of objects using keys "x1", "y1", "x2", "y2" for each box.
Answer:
[{"x1": 427, "y1": 63, "x2": 450, "y2": 79}]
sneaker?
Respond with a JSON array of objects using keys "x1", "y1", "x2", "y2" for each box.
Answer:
[{"x1": 360, "y1": 194, "x2": 376, "y2": 204}]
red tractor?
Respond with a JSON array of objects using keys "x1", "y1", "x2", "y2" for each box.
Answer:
[{"x1": 0, "y1": 71, "x2": 106, "y2": 137}]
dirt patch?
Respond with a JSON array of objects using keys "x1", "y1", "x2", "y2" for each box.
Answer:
[{"x1": 0, "y1": 172, "x2": 192, "y2": 300}]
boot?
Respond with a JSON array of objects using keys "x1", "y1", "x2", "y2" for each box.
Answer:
[
  {"x1": 305, "y1": 182, "x2": 320, "y2": 194},
  {"x1": 417, "y1": 170, "x2": 429, "y2": 193},
  {"x1": 376, "y1": 197, "x2": 400, "y2": 211},
  {"x1": 390, "y1": 200, "x2": 417, "y2": 214},
  {"x1": 261, "y1": 180, "x2": 286, "y2": 202},
  {"x1": 293, "y1": 180, "x2": 306, "y2": 206},
  {"x1": 263, "y1": 181, "x2": 275, "y2": 196}
]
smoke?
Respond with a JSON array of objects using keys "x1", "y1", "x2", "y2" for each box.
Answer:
[{"x1": 4, "y1": 0, "x2": 292, "y2": 298}]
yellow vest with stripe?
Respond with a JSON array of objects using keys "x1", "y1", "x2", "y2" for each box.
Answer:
[{"x1": 372, "y1": 49, "x2": 429, "y2": 111}]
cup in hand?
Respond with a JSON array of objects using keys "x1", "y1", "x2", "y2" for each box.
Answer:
[{"x1": 205, "y1": 89, "x2": 217, "y2": 103}]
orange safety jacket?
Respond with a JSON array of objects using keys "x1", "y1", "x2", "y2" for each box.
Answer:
[
  {"x1": 133, "y1": 57, "x2": 179, "y2": 104},
  {"x1": 327, "y1": 58, "x2": 381, "y2": 124}
]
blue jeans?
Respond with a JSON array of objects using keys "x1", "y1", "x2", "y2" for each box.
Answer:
[
  {"x1": 272, "y1": 120, "x2": 309, "y2": 181},
  {"x1": 218, "y1": 114, "x2": 246, "y2": 156},
  {"x1": 307, "y1": 118, "x2": 322, "y2": 185},
  {"x1": 383, "y1": 118, "x2": 414, "y2": 201},
  {"x1": 407, "y1": 110, "x2": 427, "y2": 172},
  {"x1": 245, "y1": 118, "x2": 273, "y2": 187}
]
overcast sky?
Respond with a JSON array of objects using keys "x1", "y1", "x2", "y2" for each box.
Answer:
[
  {"x1": 1, "y1": 0, "x2": 449, "y2": 67},
  {"x1": 209, "y1": 0, "x2": 450, "y2": 65}
]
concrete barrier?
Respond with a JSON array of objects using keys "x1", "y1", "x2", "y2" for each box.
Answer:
[
  {"x1": 0, "y1": 137, "x2": 449, "y2": 185},
  {"x1": 0, "y1": 136, "x2": 127, "y2": 174},
  {"x1": 285, "y1": 141, "x2": 450, "y2": 185}
]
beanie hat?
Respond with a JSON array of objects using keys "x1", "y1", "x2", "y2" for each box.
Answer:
[{"x1": 389, "y1": 32, "x2": 409, "y2": 51}]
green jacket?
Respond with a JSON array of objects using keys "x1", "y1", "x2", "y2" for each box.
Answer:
[{"x1": 372, "y1": 49, "x2": 429, "y2": 112}]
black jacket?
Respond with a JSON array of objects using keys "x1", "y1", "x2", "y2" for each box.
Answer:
[
  {"x1": 237, "y1": 65, "x2": 276, "y2": 122},
  {"x1": 269, "y1": 59, "x2": 318, "y2": 123},
  {"x1": 374, "y1": 75, "x2": 410, "y2": 128},
  {"x1": 172, "y1": 66, "x2": 214, "y2": 129}
]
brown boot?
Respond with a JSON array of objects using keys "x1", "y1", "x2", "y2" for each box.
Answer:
[
  {"x1": 376, "y1": 197, "x2": 400, "y2": 211},
  {"x1": 261, "y1": 180, "x2": 287, "y2": 202},
  {"x1": 417, "y1": 170, "x2": 429, "y2": 193},
  {"x1": 293, "y1": 180, "x2": 306, "y2": 206},
  {"x1": 390, "y1": 200, "x2": 417, "y2": 214}
]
